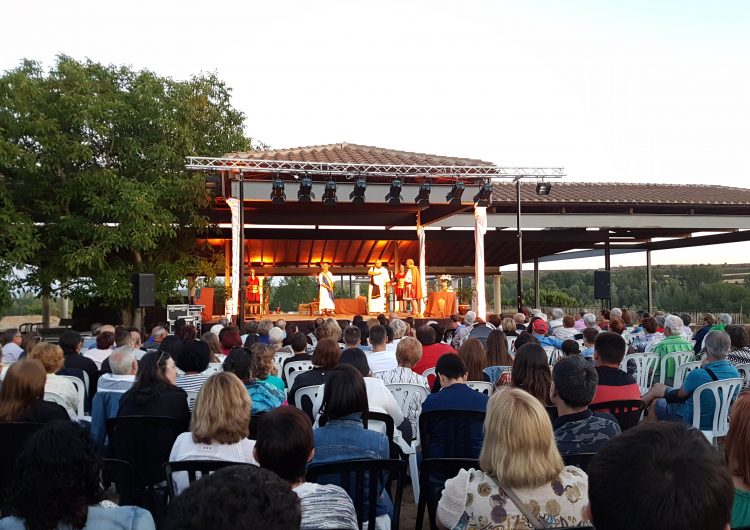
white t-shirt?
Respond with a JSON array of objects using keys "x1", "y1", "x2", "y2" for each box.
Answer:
[
  {"x1": 84, "y1": 348, "x2": 112, "y2": 370},
  {"x1": 366, "y1": 350, "x2": 397, "y2": 374}
]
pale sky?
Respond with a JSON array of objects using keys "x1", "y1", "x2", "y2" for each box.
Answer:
[{"x1": 2, "y1": 0, "x2": 749, "y2": 270}]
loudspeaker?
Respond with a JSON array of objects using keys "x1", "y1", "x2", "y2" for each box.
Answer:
[
  {"x1": 594, "y1": 270, "x2": 611, "y2": 300},
  {"x1": 133, "y1": 273, "x2": 155, "y2": 307}
]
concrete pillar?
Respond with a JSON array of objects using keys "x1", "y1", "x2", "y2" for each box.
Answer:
[{"x1": 493, "y1": 275, "x2": 502, "y2": 314}]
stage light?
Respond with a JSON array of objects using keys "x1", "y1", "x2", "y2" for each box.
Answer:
[
  {"x1": 386, "y1": 179, "x2": 403, "y2": 204},
  {"x1": 204, "y1": 174, "x2": 222, "y2": 199},
  {"x1": 473, "y1": 181, "x2": 492, "y2": 207},
  {"x1": 446, "y1": 181, "x2": 465, "y2": 205},
  {"x1": 536, "y1": 181, "x2": 552, "y2": 195},
  {"x1": 271, "y1": 178, "x2": 286, "y2": 204},
  {"x1": 415, "y1": 182, "x2": 431, "y2": 208},
  {"x1": 350, "y1": 178, "x2": 367, "y2": 204},
  {"x1": 322, "y1": 180, "x2": 337, "y2": 206},
  {"x1": 297, "y1": 176, "x2": 314, "y2": 202}
]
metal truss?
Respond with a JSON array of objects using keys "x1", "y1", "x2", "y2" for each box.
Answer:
[{"x1": 186, "y1": 156, "x2": 565, "y2": 180}]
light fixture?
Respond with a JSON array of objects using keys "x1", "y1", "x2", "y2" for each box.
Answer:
[
  {"x1": 536, "y1": 181, "x2": 552, "y2": 195},
  {"x1": 204, "y1": 174, "x2": 222, "y2": 198},
  {"x1": 271, "y1": 178, "x2": 286, "y2": 204},
  {"x1": 473, "y1": 181, "x2": 492, "y2": 207},
  {"x1": 322, "y1": 180, "x2": 337, "y2": 206},
  {"x1": 297, "y1": 176, "x2": 314, "y2": 202},
  {"x1": 350, "y1": 178, "x2": 366, "y2": 204},
  {"x1": 386, "y1": 179, "x2": 403, "y2": 204},
  {"x1": 446, "y1": 181, "x2": 465, "y2": 205},
  {"x1": 415, "y1": 182, "x2": 431, "y2": 208}
]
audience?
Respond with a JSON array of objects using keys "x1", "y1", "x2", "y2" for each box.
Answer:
[
  {"x1": 586, "y1": 422, "x2": 733, "y2": 530},
  {"x1": 500, "y1": 317, "x2": 518, "y2": 337},
  {"x1": 0, "y1": 421, "x2": 155, "y2": 530},
  {"x1": 174, "y1": 341, "x2": 211, "y2": 400},
  {"x1": 726, "y1": 393, "x2": 750, "y2": 528},
  {"x1": 513, "y1": 312, "x2": 527, "y2": 331},
  {"x1": 630, "y1": 316, "x2": 662, "y2": 353},
  {"x1": 59, "y1": 329, "x2": 99, "y2": 400},
  {"x1": 457, "y1": 338, "x2": 490, "y2": 382},
  {"x1": 0, "y1": 358, "x2": 68, "y2": 423},
  {"x1": 282, "y1": 332, "x2": 314, "y2": 384},
  {"x1": 251, "y1": 343, "x2": 285, "y2": 392},
  {"x1": 693, "y1": 313, "x2": 716, "y2": 354},
  {"x1": 200, "y1": 331, "x2": 223, "y2": 362},
  {"x1": 437, "y1": 387, "x2": 591, "y2": 529},
  {"x1": 220, "y1": 325, "x2": 243, "y2": 354},
  {"x1": 90, "y1": 347, "x2": 138, "y2": 449},
  {"x1": 553, "y1": 314, "x2": 579, "y2": 340},
  {"x1": 223, "y1": 346, "x2": 284, "y2": 414},
  {"x1": 1, "y1": 328, "x2": 24, "y2": 363},
  {"x1": 163, "y1": 465, "x2": 301, "y2": 530},
  {"x1": 607, "y1": 316, "x2": 626, "y2": 336},
  {"x1": 288, "y1": 338, "x2": 341, "y2": 409},
  {"x1": 511, "y1": 343, "x2": 551, "y2": 405},
  {"x1": 83, "y1": 331, "x2": 114, "y2": 369},
  {"x1": 590, "y1": 331, "x2": 641, "y2": 406},
  {"x1": 254, "y1": 407, "x2": 358, "y2": 530},
  {"x1": 651, "y1": 314, "x2": 693, "y2": 384},
  {"x1": 574, "y1": 310, "x2": 587, "y2": 331},
  {"x1": 316, "y1": 318, "x2": 342, "y2": 344},
  {"x1": 20, "y1": 332, "x2": 42, "y2": 358},
  {"x1": 548, "y1": 308, "x2": 565, "y2": 331},
  {"x1": 27, "y1": 342, "x2": 78, "y2": 417},
  {"x1": 412, "y1": 325, "x2": 456, "y2": 377},
  {"x1": 451, "y1": 311, "x2": 478, "y2": 349},
  {"x1": 484, "y1": 329, "x2": 514, "y2": 385},
  {"x1": 169, "y1": 372, "x2": 256, "y2": 494},
  {"x1": 561, "y1": 339, "x2": 581, "y2": 357},
  {"x1": 550, "y1": 355, "x2": 621, "y2": 455},
  {"x1": 530, "y1": 319, "x2": 565, "y2": 350},
  {"x1": 726, "y1": 324, "x2": 750, "y2": 365},
  {"x1": 580, "y1": 327, "x2": 598, "y2": 358},
  {"x1": 365, "y1": 324, "x2": 397, "y2": 374}
]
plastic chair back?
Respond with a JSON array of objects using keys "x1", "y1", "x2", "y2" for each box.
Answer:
[
  {"x1": 0, "y1": 422, "x2": 44, "y2": 512},
  {"x1": 422, "y1": 367, "x2": 437, "y2": 387},
  {"x1": 418, "y1": 409, "x2": 486, "y2": 460},
  {"x1": 285, "y1": 360, "x2": 313, "y2": 388},
  {"x1": 692, "y1": 377, "x2": 743, "y2": 442},
  {"x1": 562, "y1": 452, "x2": 596, "y2": 473},
  {"x1": 385, "y1": 383, "x2": 428, "y2": 426},
  {"x1": 43, "y1": 391, "x2": 69, "y2": 412},
  {"x1": 466, "y1": 381, "x2": 494, "y2": 395},
  {"x1": 307, "y1": 458, "x2": 407, "y2": 530},
  {"x1": 185, "y1": 391, "x2": 199, "y2": 411},
  {"x1": 164, "y1": 460, "x2": 253, "y2": 498},
  {"x1": 293, "y1": 384, "x2": 322, "y2": 420},
  {"x1": 248, "y1": 412, "x2": 266, "y2": 440},
  {"x1": 736, "y1": 362, "x2": 750, "y2": 389},
  {"x1": 673, "y1": 361, "x2": 702, "y2": 388},
  {"x1": 416, "y1": 457, "x2": 479, "y2": 530},
  {"x1": 589, "y1": 400, "x2": 644, "y2": 431},
  {"x1": 59, "y1": 375, "x2": 86, "y2": 417},
  {"x1": 620, "y1": 353, "x2": 659, "y2": 394},
  {"x1": 659, "y1": 350, "x2": 695, "y2": 384},
  {"x1": 274, "y1": 352, "x2": 293, "y2": 365},
  {"x1": 506, "y1": 336, "x2": 517, "y2": 350},
  {"x1": 543, "y1": 345, "x2": 559, "y2": 365},
  {"x1": 102, "y1": 458, "x2": 137, "y2": 506},
  {"x1": 201, "y1": 363, "x2": 223, "y2": 376}
]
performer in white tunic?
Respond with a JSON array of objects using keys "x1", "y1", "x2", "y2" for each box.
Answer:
[
  {"x1": 318, "y1": 263, "x2": 335, "y2": 316},
  {"x1": 367, "y1": 260, "x2": 390, "y2": 314}
]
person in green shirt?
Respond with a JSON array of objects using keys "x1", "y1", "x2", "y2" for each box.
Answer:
[
  {"x1": 651, "y1": 314, "x2": 694, "y2": 385},
  {"x1": 727, "y1": 393, "x2": 750, "y2": 529}
]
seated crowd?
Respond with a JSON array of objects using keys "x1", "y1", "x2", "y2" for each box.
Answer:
[{"x1": 0, "y1": 307, "x2": 748, "y2": 529}]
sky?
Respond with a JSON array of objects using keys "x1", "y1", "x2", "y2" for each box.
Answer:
[{"x1": 2, "y1": 0, "x2": 749, "y2": 271}]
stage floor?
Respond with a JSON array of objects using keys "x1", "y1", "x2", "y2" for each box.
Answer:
[{"x1": 208, "y1": 313, "x2": 452, "y2": 329}]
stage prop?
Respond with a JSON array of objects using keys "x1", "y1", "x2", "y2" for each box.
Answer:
[{"x1": 425, "y1": 291, "x2": 457, "y2": 318}]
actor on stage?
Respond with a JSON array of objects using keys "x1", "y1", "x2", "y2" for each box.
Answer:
[
  {"x1": 318, "y1": 262, "x2": 335, "y2": 316},
  {"x1": 367, "y1": 259, "x2": 390, "y2": 314},
  {"x1": 394, "y1": 263, "x2": 406, "y2": 313},
  {"x1": 403, "y1": 258, "x2": 423, "y2": 315},
  {"x1": 245, "y1": 269, "x2": 261, "y2": 314}
]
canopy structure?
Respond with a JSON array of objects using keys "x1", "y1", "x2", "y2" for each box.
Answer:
[{"x1": 187, "y1": 143, "x2": 750, "y2": 320}]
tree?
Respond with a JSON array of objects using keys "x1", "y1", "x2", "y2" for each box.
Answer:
[
  {"x1": 270, "y1": 276, "x2": 318, "y2": 312},
  {"x1": 0, "y1": 56, "x2": 254, "y2": 326}
]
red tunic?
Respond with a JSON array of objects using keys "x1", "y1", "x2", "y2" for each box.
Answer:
[
  {"x1": 394, "y1": 271, "x2": 406, "y2": 300},
  {"x1": 246, "y1": 277, "x2": 260, "y2": 303}
]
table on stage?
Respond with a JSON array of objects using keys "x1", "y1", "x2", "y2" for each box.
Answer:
[
  {"x1": 425, "y1": 291, "x2": 457, "y2": 317},
  {"x1": 334, "y1": 298, "x2": 367, "y2": 315}
]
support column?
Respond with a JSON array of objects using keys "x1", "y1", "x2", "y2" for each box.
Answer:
[
  {"x1": 224, "y1": 240, "x2": 231, "y2": 290},
  {"x1": 237, "y1": 172, "x2": 246, "y2": 326},
  {"x1": 646, "y1": 247, "x2": 653, "y2": 314},
  {"x1": 392, "y1": 240, "x2": 399, "y2": 313},
  {"x1": 474, "y1": 206, "x2": 487, "y2": 320},
  {"x1": 226, "y1": 197, "x2": 242, "y2": 319},
  {"x1": 354, "y1": 282, "x2": 361, "y2": 298},
  {"x1": 60, "y1": 294, "x2": 69, "y2": 320},
  {"x1": 493, "y1": 275, "x2": 502, "y2": 314},
  {"x1": 604, "y1": 239, "x2": 612, "y2": 309},
  {"x1": 515, "y1": 178, "x2": 524, "y2": 313},
  {"x1": 534, "y1": 258, "x2": 540, "y2": 309},
  {"x1": 417, "y1": 213, "x2": 427, "y2": 317}
]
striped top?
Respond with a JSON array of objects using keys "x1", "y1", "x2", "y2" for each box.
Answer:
[{"x1": 294, "y1": 482, "x2": 358, "y2": 530}]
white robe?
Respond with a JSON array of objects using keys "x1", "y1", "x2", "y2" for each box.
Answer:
[
  {"x1": 318, "y1": 272, "x2": 335, "y2": 311},
  {"x1": 368, "y1": 266, "x2": 390, "y2": 314}
]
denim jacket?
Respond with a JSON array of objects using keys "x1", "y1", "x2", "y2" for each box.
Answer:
[{"x1": 311, "y1": 414, "x2": 391, "y2": 518}]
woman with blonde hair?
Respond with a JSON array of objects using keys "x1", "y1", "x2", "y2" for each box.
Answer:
[
  {"x1": 169, "y1": 371, "x2": 257, "y2": 494},
  {"x1": 316, "y1": 318, "x2": 342, "y2": 343},
  {"x1": 27, "y1": 342, "x2": 79, "y2": 417},
  {"x1": 200, "y1": 331, "x2": 223, "y2": 362},
  {"x1": 438, "y1": 387, "x2": 590, "y2": 529}
]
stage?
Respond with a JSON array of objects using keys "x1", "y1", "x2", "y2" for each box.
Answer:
[{"x1": 207, "y1": 313, "x2": 453, "y2": 332}]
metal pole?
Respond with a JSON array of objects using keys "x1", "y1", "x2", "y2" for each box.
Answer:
[
  {"x1": 533, "y1": 258, "x2": 540, "y2": 309},
  {"x1": 238, "y1": 172, "x2": 246, "y2": 326},
  {"x1": 646, "y1": 247, "x2": 653, "y2": 314},
  {"x1": 604, "y1": 239, "x2": 612, "y2": 309},
  {"x1": 516, "y1": 178, "x2": 524, "y2": 313}
]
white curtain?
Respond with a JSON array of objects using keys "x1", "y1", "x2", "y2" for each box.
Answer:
[
  {"x1": 227, "y1": 197, "x2": 241, "y2": 318},
  {"x1": 474, "y1": 206, "x2": 487, "y2": 320},
  {"x1": 418, "y1": 224, "x2": 427, "y2": 315}
]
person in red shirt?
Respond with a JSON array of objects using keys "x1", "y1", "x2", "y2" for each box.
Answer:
[
  {"x1": 411, "y1": 325, "x2": 456, "y2": 384},
  {"x1": 591, "y1": 331, "x2": 641, "y2": 406}
]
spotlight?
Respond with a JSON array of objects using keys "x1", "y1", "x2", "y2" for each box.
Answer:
[
  {"x1": 271, "y1": 178, "x2": 286, "y2": 204},
  {"x1": 322, "y1": 180, "x2": 337, "y2": 206},
  {"x1": 386, "y1": 179, "x2": 403, "y2": 204},
  {"x1": 446, "y1": 181, "x2": 465, "y2": 205},
  {"x1": 415, "y1": 182, "x2": 431, "y2": 208},
  {"x1": 473, "y1": 181, "x2": 492, "y2": 207},
  {"x1": 204, "y1": 174, "x2": 222, "y2": 198},
  {"x1": 297, "y1": 176, "x2": 314, "y2": 202},
  {"x1": 350, "y1": 178, "x2": 367, "y2": 204},
  {"x1": 536, "y1": 181, "x2": 552, "y2": 196}
]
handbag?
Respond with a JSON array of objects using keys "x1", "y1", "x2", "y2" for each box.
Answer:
[{"x1": 494, "y1": 479, "x2": 551, "y2": 529}]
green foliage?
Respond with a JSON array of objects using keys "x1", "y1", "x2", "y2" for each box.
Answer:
[
  {"x1": 0, "y1": 56, "x2": 254, "y2": 323},
  {"x1": 269, "y1": 276, "x2": 318, "y2": 312}
]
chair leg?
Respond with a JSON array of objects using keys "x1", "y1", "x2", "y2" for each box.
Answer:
[
  {"x1": 414, "y1": 482, "x2": 427, "y2": 530},
  {"x1": 409, "y1": 453, "x2": 420, "y2": 503}
]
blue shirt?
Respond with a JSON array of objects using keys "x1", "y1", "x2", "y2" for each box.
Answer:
[
  {"x1": 0, "y1": 505, "x2": 154, "y2": 530},
  {"x1": 421, "y1": 383, "x2": 488, "y2": 458},
  {"x1": 533, "y1": 333, "x2": 565, "y2": 350},
  {"x1": 580, "y1": 347, "x2": 594, "y2": 358},
  {"x1": 680, "y1": 359, "x2": 740, "y2": 429}
]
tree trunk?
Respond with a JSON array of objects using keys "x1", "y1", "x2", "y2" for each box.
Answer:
[{"x1": 42, "y1": 295, "x2": 51, "y2": 328}]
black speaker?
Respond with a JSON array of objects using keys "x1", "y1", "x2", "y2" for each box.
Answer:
[
  {"x1": 594, "y1": 270, "x2": 611, "y2": 300},
  {"x1": 133, "y1": 273, "x2": 155, "y2": 307}
]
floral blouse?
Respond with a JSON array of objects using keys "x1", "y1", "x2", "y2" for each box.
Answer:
[{"x1": 437, "y1": 467, "x2": 590, "y2": 529}]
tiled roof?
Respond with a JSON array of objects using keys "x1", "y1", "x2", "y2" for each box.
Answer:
[
  {"x1": 492, "y1": 182, "x2": 750, "y2": 206},
  {"x1": 226, "y1": 143, "x2": 495, "y2": 167}
]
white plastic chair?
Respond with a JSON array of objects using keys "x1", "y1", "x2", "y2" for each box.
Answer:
[
  {"x1": 736, "y1": 363, "x2": 750, "y2": 389},
  {"x1": 421, "y1": 367, "x2": 436, "y2": 381},
  {"x1": 659, "y1": 350, "x2": 695, "y2": 384},
  {"x1": 620, "y1": 353, "x2": 659, "y2": 395},
  {"x1": 43, "y1": 391, "x2": 70, "y2": 413},
  {"x1": 543, "y1": 345, "x2": 560, "y2": 366},
  {"x1": 58, "y1": 375, "x2": 86, "y2": 417},
  {"x1": 466, "y1": 381, "x2": 494, "y2": 396},
  {"x1": 691, "y1": 377, "x2": 743, "y2": 445},
  {"x1": 294, "y1": 384, "x2": 322, "y2": 419},
  {"x1": 202, "y1": 363, "x2": 223, "y2": 376},
  {"x1": 285, "y1": 360, "x2": 313, "y2": 388},
  {"x1": 506, "y1": 336, "x2": 517, "y2": 350},
  {"x1": 274, "y1": 352, "x2": 293, "y2": 366},
  {"x1": 186, "y1": 390, "x2": 199, "y2": 411},
  {"x1": 673, "y1": 361, "x2": 702, "y2": 389}
]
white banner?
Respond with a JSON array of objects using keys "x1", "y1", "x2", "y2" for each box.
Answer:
[
  {"x1": 474, "y1": 206, "x2": 487, "y2": 320},
  {"x1": 227, "y1": 197, "x2": 241, "y2": 318}
]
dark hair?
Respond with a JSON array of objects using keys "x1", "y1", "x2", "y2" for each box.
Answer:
[
  {"x1": 595, "y1": 331, "x2": 627, "y2": 364},
  {"x1": 487, "y1": 314, "x2": 502, "y2": 328},
  {"x1": 343, "y1": 325, "x2": 361, "y2": 346},
  {"x1": 458, "y1": 338, "x2": 487, "y2": 380},
  {"x1": 340, "y1": 348, "x2": 370, "y2": 377},
  {"x1": 178, "y1": 324, "x2": 198, "y2": 344},
  {"x1": 435, "y1": 353, "x2": 466, "y2": 380},
  {"x1": 352, "y1": 315, "x2": 364, "y2": 326},
  {"x1": 384, "y1": 325, "x2": 395, "y2": 344},
  {"x1": 376, "y1": 313, "x2": 387, "y2": 326},
  {"x1": 320, "y1": 364, "x2": 368, "y2": 421},
  {"x1": 416, "y1": 325, "x2": 436, "y2": 346},
  {"x1": 11, "y1": 421, "x2": 102, "y2": 530},
  {"x1": 486, "y1": 330, "x2": 513, "y2": 366},
  {"x1": 289, "y1": 332, "x2": 308, "y2": 353},
  {"x1": 159, "y1": 335, "x2": 184, "y2": 358},
  {"x1": 220, "y1": 328, "x2": 243, "y2": 350},
  {"x1": 562, "y1": 315, "x2": 575, "y2": 328},
  {"x1": 132, "y1": 351, "x2": 173, "y2": 391},
  {"x1": 582, "y1": 327, "x2": 599, "y2": 345},
  {"x1": 561, "y1": 339, "x2": 580, "y2": 356},
  {"x1": 368, "y1": 324, "x2": 387, "y2": 346},
  {"x1": 641, "y1": 316, "x2": 658, "y2": 334},
  {"x1": 679, "y1": 312, "x2": 692, "y2": 327},
  {"x1": 58, "y1": 330, "x2": 83, "y2": 355},
  {"x1": 255, "y1": 407, "x2": 313, "y2": 483},
  {"x1": 95, "y1": 331, "x2": 114, "y2": 350},
  {"x1": 600, "y1": 308, "x2": 611, "y2": 320},
  {"x1": 588, "y1": 422, "x2": 733, "y2": 530},
  {"x1": 114, "y1": 326, "x2": 131, "y2": 348},
  {"x1": 177, "y1": 341, "x2": 211, "y2": 373},
  {"x1": 311, "y1": 338, "x2": 340, "y2": 369},
  {"x1": 223, "y1": 347, "x2": 254, "y2": 383},
  {"x1": 512, "y1": 331, "x2": 538, "y2": 350},
  {"x1": 552, "y1": 355, "x2": 598, "y2": 407},
  {"x1": 608, "y1": 317, "x2": 626, "y2": 335},
  {"x1": 725, "y1": 324, "x2": 749, "y2": 349},
  {"x1": 163, "y1": 465, "x2": 301, "y2": 530},
  {"x1": 511, "y1": 343, "x2": 551, "y2": 405}
]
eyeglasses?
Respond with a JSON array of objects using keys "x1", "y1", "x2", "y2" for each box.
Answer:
[{"x1": 157, "y1": 351, "x2": 169, "y2": 365}]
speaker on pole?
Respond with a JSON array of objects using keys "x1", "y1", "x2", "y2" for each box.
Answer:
[
  {"x1": 133, "y1": 273, "x2": 155, "y2": 307},
  {"x1": 594, "y1": 270, "x2": 611, "y2": 300}
]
